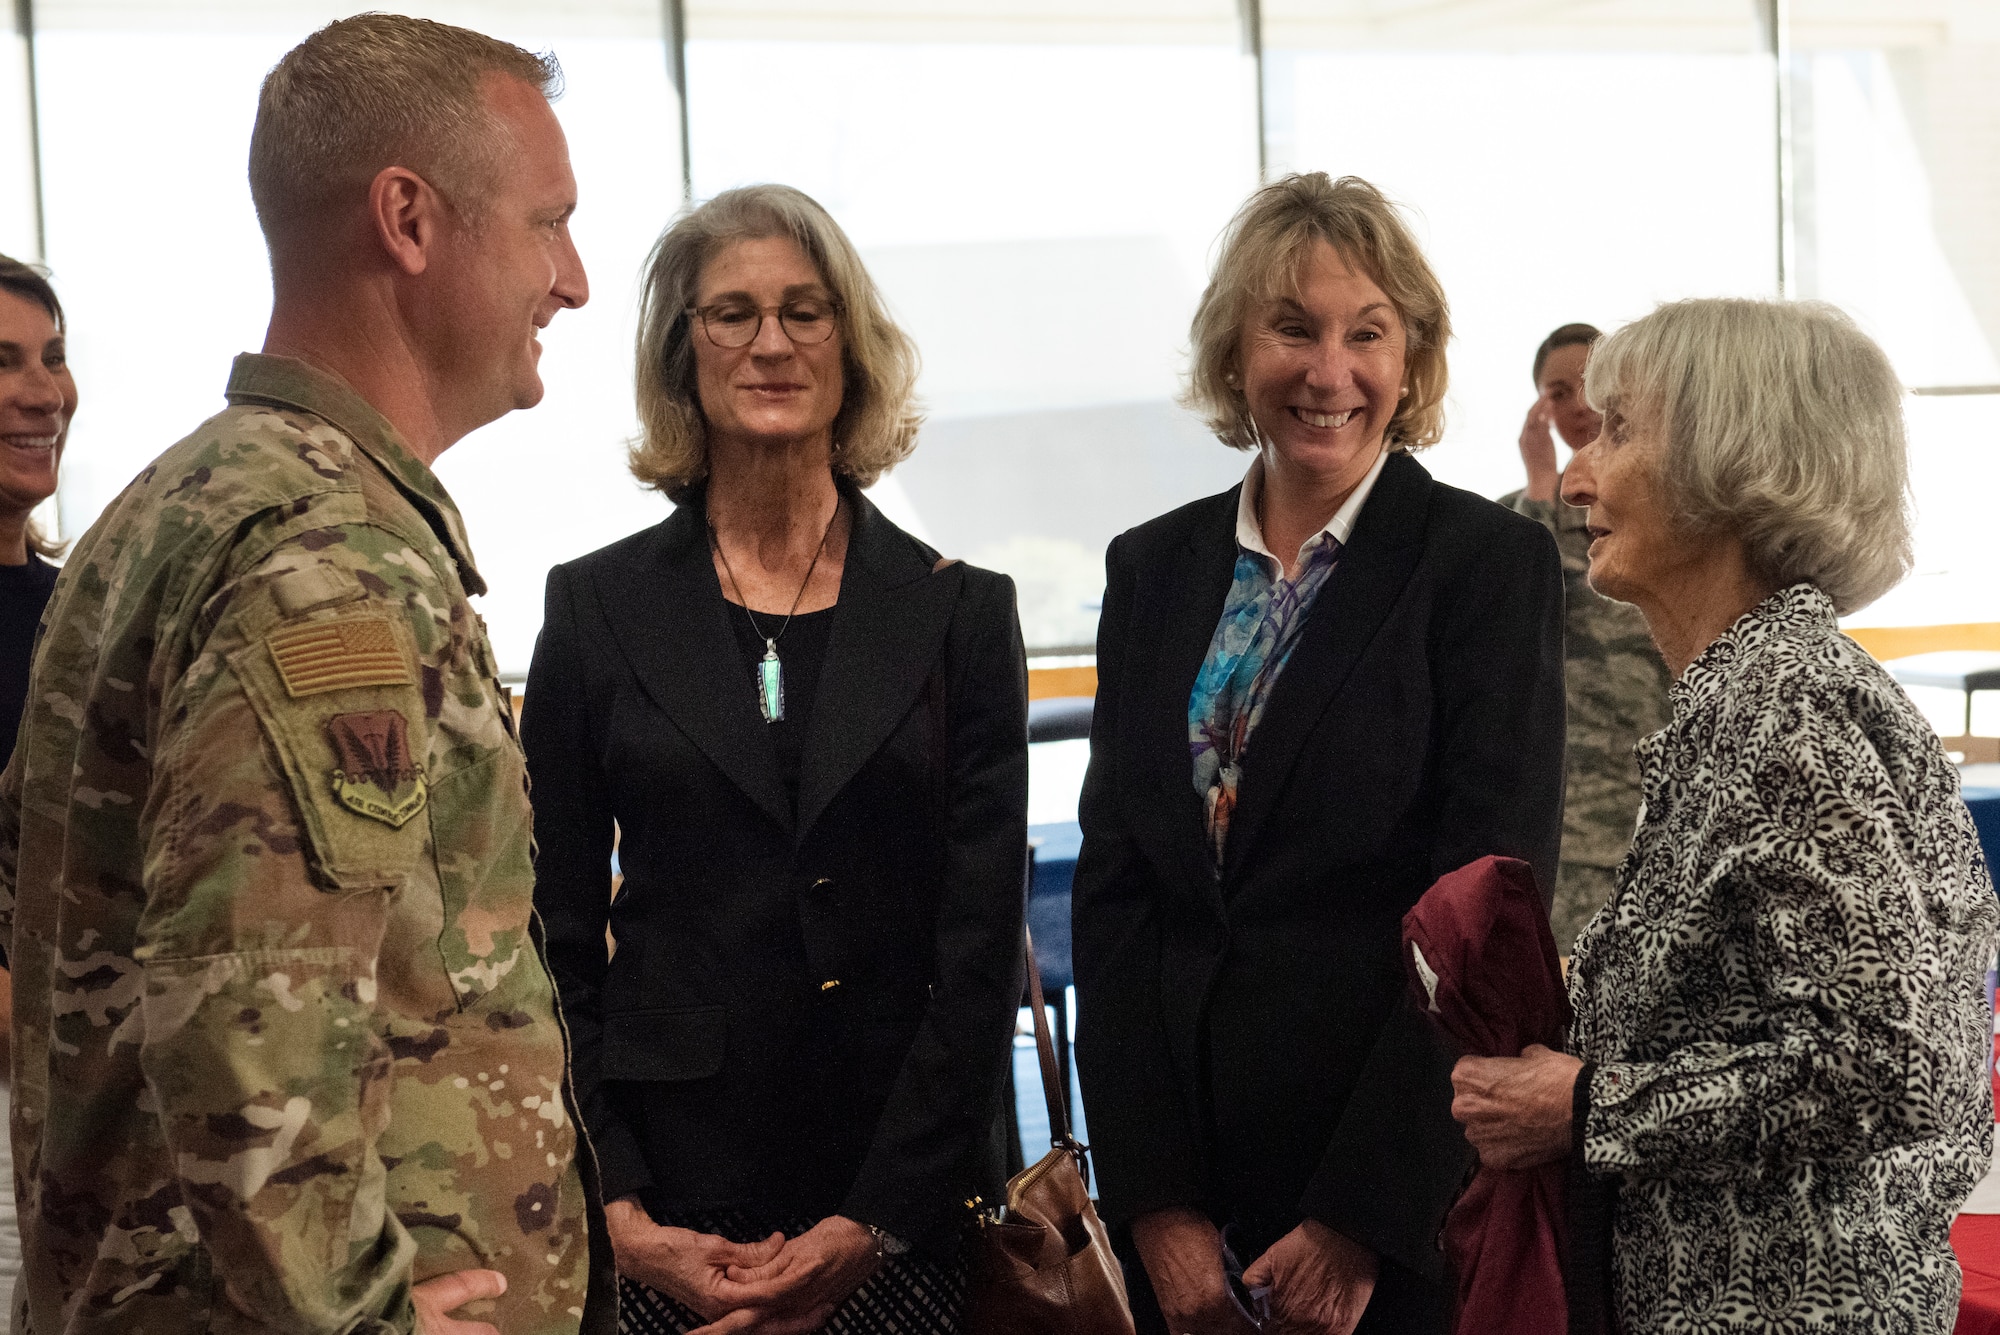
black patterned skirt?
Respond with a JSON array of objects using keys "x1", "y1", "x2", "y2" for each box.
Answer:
[{"x1": 619, "y1": 1208, "x2": 967, "y2": 1335}]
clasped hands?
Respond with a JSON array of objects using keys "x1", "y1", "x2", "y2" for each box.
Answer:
[
  {"x1": 1132, "y1": 1208, "x2": 1375, "y2": 1335},
  {"x1": 605, "y1": 1197, "x2": 884, "y2": 1335},
  {"x1": 1133, "y1": 1043, "x2": 1582, "y2": 1335}
]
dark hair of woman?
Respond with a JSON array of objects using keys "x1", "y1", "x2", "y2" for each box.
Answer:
[
  {"x1": 1531, "y1": 321, "x2": 1600, "y2": 386},
  {"x1": 0, "y1": 254, "x2": 67, "y2": 560}
]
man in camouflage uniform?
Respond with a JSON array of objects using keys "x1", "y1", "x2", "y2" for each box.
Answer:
[
  {"x1": 0, "y1": 16, "x2": 613, "y2": 1334},
  {"x1": 1505, "y1": 324, "x2": 1673, "y2": 948}
]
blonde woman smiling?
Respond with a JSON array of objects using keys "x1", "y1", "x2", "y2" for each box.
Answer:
[{"x1": 1074, "y1": 174, "x2": 1565, "y2": 1335}]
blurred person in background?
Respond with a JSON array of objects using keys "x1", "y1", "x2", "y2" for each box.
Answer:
[
  {"x1": 524, "y1": 183, "x2": 1027, "y2": 1335},
  {"x1": 1501, "y1": 323, "x2": 1671, "y2": 948},
  {"x1": 0, "y1": 252, "x2": 74, "y2": 1322},
  {"x1": 0, "y1": 16, "x2": 611, "y2": 1334},
  {"x1": 1453, "y1": 298, "x2": 1997, "y2": 1335},
  {"x1": 1072, "y1": 173, "x2": 1565, "y2": 1335}
]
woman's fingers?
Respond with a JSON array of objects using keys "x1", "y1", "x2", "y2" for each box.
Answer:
[
  {"x1": 1451, "y1": 1055, "x2": 1529, "y2": 1161},
  {"x1": 711, "y1": 1230, "x2": 788, "y2": 1268},
  {"x1": 712, "y1": 1271, "x2": 814, "y2": 1307},
  {"x1": 686, "y1": 1307, "x2": 764, "y2": 1335},
  {"x1": 712, "y1": 1246, "x2": 817, "y2": 1301},
  {"x1": 695, "y1": 1259, "x2": 850, "y2": 1335},
  {"x1": 719, "y1": 1239, "x2": 798, "y2": 1283},
  {"x1": 1244, "y1": 1221, "x2": 1375, "y2": 1335},
  {"x1": 1519, "y1": 397, "x2": 1554, "y2": 442},
  {"x1": 1448, "y1": 1048, "x2": 1579, "y2": 1169},
  {"x1": 715, "y1": 1242, "x2": 837, "y2": 1303},
  {"x1": 606, "y1": 1223, "x2": 788, "y2": 1320},
  {"x1": 1451, "y1": 1054, "x2": 1505, "y2": 1116},
  {"x1": 689, "y1": 1306, "x2": 832, "y2": 1335}
]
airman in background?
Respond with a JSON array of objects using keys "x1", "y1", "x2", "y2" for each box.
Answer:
[
  {"x1": 1501, "y1": 323, "x2": 1673, "y2": 950},
  {"x1": 0, "y1": 15, "x2": 610, "y2": 1334}
]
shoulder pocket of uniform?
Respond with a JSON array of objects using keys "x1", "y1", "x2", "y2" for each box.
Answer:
[
  {"x1": 270, "y1": 562, "x2": 368, "y2": 616},
  {"x1": 230, "y1": 607, "x2": 431, "y2": 892}
]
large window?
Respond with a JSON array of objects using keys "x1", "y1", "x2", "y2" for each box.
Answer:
[
  {"x1": 0, "y1": 5, "x2": 35, "y2": 261},
  {"x1": 1789, "y1": 1, "x2": 2000, "y2": 630},
  {"x1": 24, "y1": 0, "x2": 681, "y2": 669},
  {"x1": 2, "y1": 0, "x2": 1996, "y2": 665},
  {"x1": 1265, "y1": 0, "x2": 1778, "y2": 503},
  {"x1": 686, "y1": 2, "x2": 1260, "y2": 651}
]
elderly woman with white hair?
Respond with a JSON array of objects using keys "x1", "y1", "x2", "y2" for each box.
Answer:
[{"x1": 1451, "y1": 298, "x2": 1999, "y2": 1333}]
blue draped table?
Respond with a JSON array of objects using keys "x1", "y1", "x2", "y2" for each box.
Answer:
[{"x1": 1960, "y1": 766, "x2": 2000, "y2": 878}]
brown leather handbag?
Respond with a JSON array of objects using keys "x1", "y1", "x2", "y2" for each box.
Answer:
[{"x1": 966, "y1": 930, "x2": 1137, "y2": 1335}]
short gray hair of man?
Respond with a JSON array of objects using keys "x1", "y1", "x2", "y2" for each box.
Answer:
[
  {"x1": 630, "y1": 184, "x2": 922, "y2": 501},
  {"x1": 1585, "y1": 297, "x2": 1912, "y2": 614},
  {"x1": 249, "y1": 14, "x2": 561, "y2": 240}
]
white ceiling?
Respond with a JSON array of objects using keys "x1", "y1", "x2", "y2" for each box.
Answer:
[
  {"x1": 23, "y1": 0, "x2": 1998, "y2": 47},
  {"x1": 681, "y1": 0, "x2": 1982, "y2": 49}
]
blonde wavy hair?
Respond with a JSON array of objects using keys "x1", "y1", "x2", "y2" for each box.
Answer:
[
  {"x1": 1585, "y1": 297, "x2": 1912, "y2": 615},
  {"x1": 1185, "y1": 173, "x2": 1451, "y2": 452},
  {"x1": 630, "y1": 184, "x2": 922, "y2": 501}
]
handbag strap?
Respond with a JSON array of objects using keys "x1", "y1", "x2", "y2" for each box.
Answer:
[{"x1": 1022, "y1": 926, "x2": 1071, "y2": 1147}]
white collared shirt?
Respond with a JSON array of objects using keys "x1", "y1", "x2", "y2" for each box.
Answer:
[{"x1": 1234, "y1": 445, "x2": 1390, "y2": 577}]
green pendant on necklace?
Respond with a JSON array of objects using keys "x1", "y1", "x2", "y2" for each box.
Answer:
[
  {"x1": 710, "y1": 497, "x2": 840, "y2": 728},
  {"x1": 757, "y1": 640, "x2": 785, "y2": 722}
]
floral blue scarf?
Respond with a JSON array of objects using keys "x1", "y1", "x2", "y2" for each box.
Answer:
[{"x1": 1188, "y1": 534, "x2": 1343, "y2": 867}]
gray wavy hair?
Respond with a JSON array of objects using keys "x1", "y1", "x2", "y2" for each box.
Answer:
[
  {"x1": 1585, "y1": 297, "x2": 1912, "y2": 614},
  {"x1": 630, "y1": 184, "x2": 922, "y2": 502}
]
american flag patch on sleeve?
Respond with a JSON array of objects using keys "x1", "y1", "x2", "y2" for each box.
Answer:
[{"x1": 266, "y1": 615, "x2": 414, "y2": 698}]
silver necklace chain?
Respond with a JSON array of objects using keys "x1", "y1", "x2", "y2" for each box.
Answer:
[{"x1": 709, "y1": 497, "x2": 840, "y2": 652}]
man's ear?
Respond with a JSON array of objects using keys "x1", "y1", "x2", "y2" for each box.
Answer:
[{"x1": 368, "y1": 166, "x2": 443, "y2": 277}]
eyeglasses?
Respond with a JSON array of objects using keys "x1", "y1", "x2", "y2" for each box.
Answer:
[{"x1": 685, "y1": 298, "x2": 842, "y2": 349}]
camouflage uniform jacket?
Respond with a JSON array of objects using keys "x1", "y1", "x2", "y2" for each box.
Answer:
[
  {"x1": 1502, "y1": 490, "x2": 1672, "y2": 869},
  {"x1": 0, "y1": 355, "x2": 615, "y2": 1335}
]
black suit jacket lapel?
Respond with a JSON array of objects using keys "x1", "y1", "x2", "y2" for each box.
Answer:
[
  {"x1": 1134, "y1": 489, "x2": 1240, "y2": 910},
  {"x1": 795, "y1": 490, "x2": 960, "y2": 844},
  {"x1": 590, "y1": 497, "x2": 794, "y2": 832},
  {"x1": 1221, "y1": 451, "x2": 1433, "y2": 881}
]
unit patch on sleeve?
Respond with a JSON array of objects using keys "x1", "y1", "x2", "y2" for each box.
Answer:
[
  {"x1": 326, "y1": 710, "x2": 428, "y2": 827},
  {"x1": 266, "y1": 615, "x2": 414, "y2": 698}
]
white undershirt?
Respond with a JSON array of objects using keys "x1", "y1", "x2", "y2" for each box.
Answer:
[{"x1": 1234, "y1": 445, "x2": 1391, "y2": 578}]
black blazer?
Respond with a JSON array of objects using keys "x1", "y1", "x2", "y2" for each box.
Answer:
[
  {"x1": 1072, "y1": 453, "x2": 1565, "y2": 1303},
  {"x1": 523, "y1": 485, "x2": 1028, "y2": 1250}
]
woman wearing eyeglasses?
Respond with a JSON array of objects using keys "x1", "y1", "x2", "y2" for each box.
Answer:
[{"x1": 523, "y1": 185, "x2": 1027, "y2": 1335}]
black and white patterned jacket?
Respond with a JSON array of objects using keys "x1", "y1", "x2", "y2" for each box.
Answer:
[{"x1": 1570, "y1": 582, "x2": 1999, "y2": 1334}]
